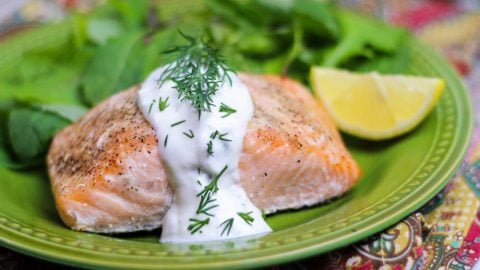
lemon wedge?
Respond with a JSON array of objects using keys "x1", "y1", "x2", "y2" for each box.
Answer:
[{"x1": 310, "y1": 67, "x2": 445, "y2": 140}]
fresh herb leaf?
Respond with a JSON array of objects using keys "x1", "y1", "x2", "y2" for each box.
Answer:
[
  {"x1": 292, "y1": 0, "x2": 339, "y2": 37},
  {"x1": 210, "y1": 130, "x2": 220, "y2": 140},
  {"x1": 183, "y1": 129, "x2": 195, "y2": 138},
  {"x1": 148, "y1": 99, "x2": 155, "y2": 115},
  {"x1": 219, "y1": 103, "x2": 236, "y2": 118},
  {"x1": 194, "y1": 166, "x2": 228, "y2": 219},
  {"x1": 323, "y1": 9, "x2": 408, "y2": 67},
  {"x1": 220, "y1": 218, "x2": 234, "y2": 236},
  {"x1": 237, "y1": 211, "x2": 254, "y2": 225},
  {"x1": 0, "y1": 22, "x2": 73, "y2": 75},
  {"x1": 207, "y1": 140, "x2": 214, "y2": 156},
  {"x1": 170, "y1": 120, "x2": 186, "y2": 127},
  {"x1": 164, "y1": 134, "x2": 169, "y2": 148},
  {"x1": 158, "y1": 32, "x2": 235, "y2": 112},
  {"x1": 33, "y1": 103, "x2": 87, "y2": 122},
  {"x1": 282, "y1": 19, "x2": 304, "y2": 74},
  {"x1": 8, "y1": 108, "x2": 70, "y2": 164},
  {"x1": 110, "y1": 0, "x2": 150, "y2": 29},
  {"x1": 188, "y1": 218, "x2": 210, "y2": 235},
  {"x1": 353, "y1": 44, "x2": 411, "y2": 74},
  {"x1": 0, "y1": 53, "x2": 87, "y2": 105},
  {"x1": 158, "y1": 97, "x2": 169, "y2": 111},
  {"x1": 196, "y1": 191, "x2": 218, "y2": 217},
  {"x1": 81, "y1": 32, "x2": 144, "y2": 106},
  {"x1": 197, "y1": 165, "x2": 228, "y2": 197},
  {"x1": 218, "y1": 132, "x2": 232, "y2": 142},
  {"x1": 87, "y1": 18, "x2": 124, "y2": 45}
]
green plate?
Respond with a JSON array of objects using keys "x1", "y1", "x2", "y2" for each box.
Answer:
[{"x1": 0, "y1": 33, "x2": 473, "y2": 269}]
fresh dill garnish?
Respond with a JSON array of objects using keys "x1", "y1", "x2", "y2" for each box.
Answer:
[
  {"x1": 188, "y1": 218, "x2": 210, "y2": 234},
  {"x1": 196, "y1": 191, "x2": 218, "y2": 217},
  {"x1": 237, "y1": 211, "x2": 254, "y2": 225},
  {"x1": 164, "y1": 134, "x2": 169, "y2": 148},
  {"x1": 197, "y1": 165, "x2": 228, "y2": 197},
  {"x1": 183, "y1": 129, "x2": 195, "y2": 138},
  {"x1": 206, "y1": 141, "x2": 213, "y2": 156},
  {"x1": 210, "y1": 130, "x2": 219, "y2": 140},
  {"x1": 148, "y1": 99, "x2": 155, "y2": 115},
  {"x1": 220, "y1": 218, "x2": 234, "y2": 236},
  {"x1": 196, "y1": 180, "x2": 202, "y2": 186},
  {"x1": 191, "y1": 165, "x2": 228, "y2": 230},
  {"x1": 158, "y1": 97, "x2": 169, "y2": 112},
  {"x1": 218, "y1": 132, "x2": 232, "y2": 142},
  {"x1": 219, "y1": 103, "x2": 237, "y2": 118},
  {"x1": 210, "y1": 130, "x2": 231, "y2": 142},
  {"x1": 170, "y1": 120, "x2": 186, "y2": 127},
  {"x1": 157, "y1": 32, "x2": 235, "y2": 112}
]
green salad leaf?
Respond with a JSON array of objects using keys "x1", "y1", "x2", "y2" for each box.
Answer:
[
  {"x1": 81, "y1": 31, "x2": 144, "y2": 106},
  {"x1": 8, "y1": 108, "x2": 69, "y2": 167},
  {"x1": 323, "y1": 9, "x2": 408, "y2": 67},
  {"x1": 1, "y1": 103, "x2": 86, "y2": 168},
  {"x1": 0, "y1": 0, "x2": 411, "y2": 171}
]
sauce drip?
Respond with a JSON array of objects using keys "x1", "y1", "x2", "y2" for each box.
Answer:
[{"x1": 138, "y1": 67, "x2": 271, "y2": 243}]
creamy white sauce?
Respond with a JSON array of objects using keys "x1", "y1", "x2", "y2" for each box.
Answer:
[{"x1": 137, "y1": 66, "x2": 271, "y2": 243}]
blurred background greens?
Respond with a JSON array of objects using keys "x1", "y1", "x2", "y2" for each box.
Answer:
[{"x1": 0, "y1": 0, "x2": 409, "y2": 168}]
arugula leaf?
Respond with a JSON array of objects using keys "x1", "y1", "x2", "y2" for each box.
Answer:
[
  {"x1": 81, "y1": 32, "x2": 144, "y2": 106},
  {"x1": 353, "y1": 45, "x2": 412, "y2": 74},
  {"x1": 323, "y1": 9, "x2": 408, "y2": 67}
]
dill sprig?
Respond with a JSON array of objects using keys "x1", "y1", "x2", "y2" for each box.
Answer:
[
  {"x1": 183, "y1": 129, "x2": 195, "y2": 138},
  {"x1": 237, "y1": 211, "x2": 254, "y2": 225},
  {"x1": 158, "y1": 97, "x2": 169, "y2": 112},
  {"x1": 210, "y1": 130, "x2": 219, "y2": 140},
  {"x1": 206, "y1": 141, "x2": 213, "y2": 156},
  {"x1": 148, "y1": 99, "x2": 155, "y2": 115},
  {"x1": 188, "y1": 218, "x2": 210, "y2": 234},
  {"x1": 195, "y1": 166, "x2": 227, "y2": 215},
  {"x1": 220, "y1": 218, "x2": 234, "y2": 236},
  {"x1": 219, "y1": 103, "x2": 237, "y2": 118},
  {"x1": 218, "y1": 132, "x2": 231, "y2": 142},
  {"x1": 170, "y1": 120, "x2": 186, "y2": 127},
  {"x1": 210, "y1": 130, "x2": 232, "y2": 141},
  {"x1": 196, "y1": 191, "x2": 218, "y2": 217},
  {"x1": 157, "y1": 32, "x2": 235, "y2": 112},
  {"x1": 197, "y1": 165, "x2": 228, "y2": 197},
  {"x1": 163, "y1": 134, "x2": 169, "y2": 148}
]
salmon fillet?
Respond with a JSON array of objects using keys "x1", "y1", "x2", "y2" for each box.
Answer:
[{"x1": 47, "y1": 73, "x2": 362, "y2": 233}]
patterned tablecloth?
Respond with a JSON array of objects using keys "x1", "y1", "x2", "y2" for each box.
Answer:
[{"x1": 1, "y1": 0, "x2": 480, "y2": 269}]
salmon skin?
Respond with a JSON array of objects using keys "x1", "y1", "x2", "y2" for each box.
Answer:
[{"x1": 47, "y1": 73, "x2": 362, "y2": 233}]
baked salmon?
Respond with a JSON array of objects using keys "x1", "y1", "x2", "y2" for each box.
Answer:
[{"x1": 47, "y1": 74, "x2": 362, "y2": 233}]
